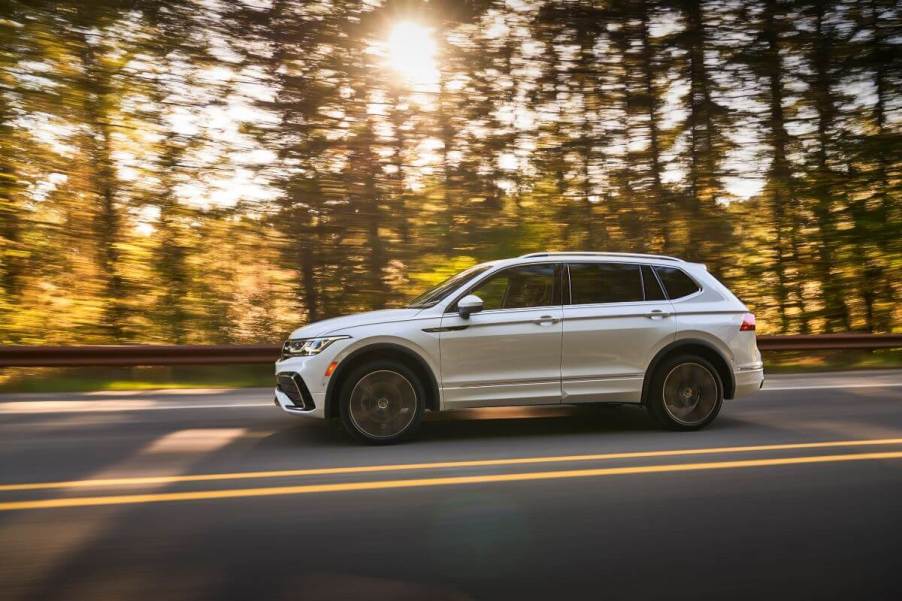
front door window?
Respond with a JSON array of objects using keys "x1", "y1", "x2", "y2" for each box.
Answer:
[{"x1": 468, "y1": 264, "x2": 558, "y2": 310}]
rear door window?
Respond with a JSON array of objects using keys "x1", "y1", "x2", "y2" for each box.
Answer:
[
  {"x1": 568, "y1": 263, "x2": 644, "y2": 304},
  {"x1": 654, "y1": 266, "x2": 701, "y2": 299}
]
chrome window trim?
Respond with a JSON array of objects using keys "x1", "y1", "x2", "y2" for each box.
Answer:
[
  {"x1": 443, "y1": 259, "x2": 705, "y2": 312},
  {"x1": 649, "y1": 264, "x2": 669, "y2": 299},
  {"x1": 465, "y1": 305, "x2": 563, "y2": 317},
  {"x1": 561, "y1": 306, "x2": 670, "y2": 324},
  {"x1": 667, "y1": 288, "x2": 705, "y2": 303},
  {"x1": 639, "y1": 263, "x2": 647, "y2": 298}
]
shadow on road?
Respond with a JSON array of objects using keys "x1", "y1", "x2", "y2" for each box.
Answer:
[{"x1": 254, "y1": 404, "x2": 749, "y2": 450}]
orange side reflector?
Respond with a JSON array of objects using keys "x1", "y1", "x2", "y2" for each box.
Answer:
[{"x1": 324, "y1": 361, "x2": 338, "y2": 377}]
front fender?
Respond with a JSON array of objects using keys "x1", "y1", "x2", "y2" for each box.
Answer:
[
  {"x1": 331, "y1": 334, "x2": 440, "y2": 378},
  {"x1": 324, "y1": 330, "x2": 442, "y2": 417}
]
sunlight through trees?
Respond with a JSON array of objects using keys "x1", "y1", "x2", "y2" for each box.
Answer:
[{"x1": 0, "y1": 0, "x2": 898, "y2": 344}]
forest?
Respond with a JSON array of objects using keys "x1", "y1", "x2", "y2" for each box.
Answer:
[{"x1": 0, "y1": 0, "x2": 898, "y2": 345}]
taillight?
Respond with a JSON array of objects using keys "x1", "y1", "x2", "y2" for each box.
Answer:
[{"x1": 739, "y1": 313, "x2": 756, "y2": 331}]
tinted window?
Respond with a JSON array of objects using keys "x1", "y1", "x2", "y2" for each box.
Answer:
[
  {"x1": 469, "y1": 264, "x2": 557, "y2": 310},
  {"x1": 568, "y1": 263, "x2": 643, "y2": 304},
  {"x1": 642, "y1": 265, "x2": 666, "y2": 301},
  {"x1": 655, "y1": 266, "x2": 700, "y2": 299}
]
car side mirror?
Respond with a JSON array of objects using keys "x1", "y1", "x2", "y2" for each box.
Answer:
[{"x1": 458, "y1": 294, "x2": 484, "y2": 319}]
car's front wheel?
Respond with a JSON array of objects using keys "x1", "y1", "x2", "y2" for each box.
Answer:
[
  {"x1": 339, "y1": 360, "x2": 426, "y2": 444},
  {"x1": 647, "y1": 354, "x2": 723, "y2": 430}
]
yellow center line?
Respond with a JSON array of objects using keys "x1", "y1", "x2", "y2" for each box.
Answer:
[
  {"x1": 3, "y1": 437, "x2": 902, "y2": 493},
  {"x1": 2, "y1": 450, "x2": 901, "y2": 512}
]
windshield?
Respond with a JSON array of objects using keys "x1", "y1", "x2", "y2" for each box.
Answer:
[{"x1": 406, "y1": 264, "x2": 492, "y2": 308}]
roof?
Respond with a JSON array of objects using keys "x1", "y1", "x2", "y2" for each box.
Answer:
[{"x1": 518, "y1": 251, "x2": 684, "y2": 263}]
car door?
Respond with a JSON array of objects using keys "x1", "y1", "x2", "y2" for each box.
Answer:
[
  {"x1": 438, "y1": 263, "x2": 564, "y2": 408},
  {"x1": 562, "y1": 263, "x2": 676, "y2": 403}
]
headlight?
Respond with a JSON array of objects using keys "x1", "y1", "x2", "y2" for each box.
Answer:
[{"x1": 281, "y1": 336, "x2": 350, "y2": 359}]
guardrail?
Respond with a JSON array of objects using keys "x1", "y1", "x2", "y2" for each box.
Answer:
[
  {"x1": 758, "y1": 333, "x2": 902, "y2": 351},
  {"x1": 0, "y1": 344, "x2": 280, "y2": 367},
  {"x1": 0, "y1": 334, "x2": 899, "y2": 367}
]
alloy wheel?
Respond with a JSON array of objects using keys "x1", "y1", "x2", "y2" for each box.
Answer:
[
  {"x1": 662, "y1": 362, "x2": 719, "y2": 426},
  {"x1": 348, "y1": 370, "x2": 418, "y2": 439}
]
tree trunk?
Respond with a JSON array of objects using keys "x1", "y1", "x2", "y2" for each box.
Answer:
[
  {"x1": 809, "y1": 2, "x2": 851, "y2": 332},
  {"x1": 683, "y1": 0, "x2": 717, "y2": 263},
  {"x1": 761, "y1": 0, "x2": 802, "y2": 333},
  {"x1": 0, "y1": 90, "x2": 22, "y2": 303},
  {"x1": 79, "y1": 36, "x2": 126, "y2": 340},
  {"x1": 637, "y1": 0, "x2": 668, "y2": 253}
]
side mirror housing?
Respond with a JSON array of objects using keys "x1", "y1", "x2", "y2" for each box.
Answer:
[{"x1": 458, "y1": 294, "x2": 484, "y2": 319}]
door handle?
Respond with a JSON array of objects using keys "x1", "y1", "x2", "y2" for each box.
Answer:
[
  {"x1": 646, "y1": 309, "x2": 671, "y2": 319},
  {"x1": 533, "y1": 315, "x2": 559, "y2": 325}
]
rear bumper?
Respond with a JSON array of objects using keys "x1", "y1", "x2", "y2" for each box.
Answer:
[{"x1": 733, "y1": 367, "x2": 765, "y2": 399}]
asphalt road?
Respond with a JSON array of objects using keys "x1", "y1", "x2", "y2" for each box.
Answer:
[{"x1": 1, "y1": 370, "x2": 901, "y2": 601}]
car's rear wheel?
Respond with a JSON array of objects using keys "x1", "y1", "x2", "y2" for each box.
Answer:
[
  {"x1": 647, "y1": 354, "x2": 723, "y2": 430},
  {"x1": 339, "y1": 360, "x2": 425, "y2": 444}
]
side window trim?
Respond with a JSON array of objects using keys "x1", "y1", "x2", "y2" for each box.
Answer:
[
  {"x1": 564, "y1": 263, "x2": 572, "y2": 305},
  {"x1": 445, "y1": 262, "x2": 562, "y2": 313},
  {"x1": 648, "y1": 264, "x2": 669, "y2": 301},
  {"x1": 468, "y1": 304, "x2": 564, "y2": 316},
  {"x1": 639, "y1": 264, "x2": 647, "y2": 301}
]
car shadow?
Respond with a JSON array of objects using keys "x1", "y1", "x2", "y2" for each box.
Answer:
[
  {"x1": 417, "y1": 404, "x2": 656, "y2": 441},
  {"x1": 420, "y1": 404, "x2": 746, "y2": 441},
  {"x1": 253, "y1": 404, "x2": 688, "y2": 450},
  {"x1": 251, "y1": 402, "x2": 754, "y2": 452}
]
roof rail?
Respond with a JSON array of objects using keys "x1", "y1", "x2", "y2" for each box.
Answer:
[{"x1": 520, "y1": 251, "x2": 684, "y2": 262}]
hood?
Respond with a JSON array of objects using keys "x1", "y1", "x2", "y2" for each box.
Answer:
[{"x1": 287, "y1": 308, "x2": 425, "y2": 339}]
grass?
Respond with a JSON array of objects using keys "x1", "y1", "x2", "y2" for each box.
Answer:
[
  {"x1": 0, "y1": 349, "x2": 898, "y2": 394},
  {"x1": 0, "y1": 365, "x2": 273, "y2": 394},
  {"x1": 762, "y1": 348, "x2": 902, "y2": 373}
]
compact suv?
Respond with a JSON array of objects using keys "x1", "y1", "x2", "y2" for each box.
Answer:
[{"x1": 274, "y1": 252, "x2": 764, "y2": 443}]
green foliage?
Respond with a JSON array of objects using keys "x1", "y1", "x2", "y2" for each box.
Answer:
[{"x1": 0, "y1": 0, "x2": 898, "y2": 344}]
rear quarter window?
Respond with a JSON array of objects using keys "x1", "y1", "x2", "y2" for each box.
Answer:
[{"x1": 655, "y1": 266, "x2": 701, "y2": 299}]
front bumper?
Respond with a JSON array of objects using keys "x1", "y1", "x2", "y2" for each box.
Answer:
[
  {"x1": 733, "y1": 367, "x2": 765, "y2": 399},
  {"x1": 272, "y1": 352, "x2": 335, "y2": 419},
  {"x1": 274, "y1": 387, "x2": 326, "y2": 418}
]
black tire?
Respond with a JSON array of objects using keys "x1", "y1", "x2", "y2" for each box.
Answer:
[
  {"x1": 647, "y1": 354, "x2": 723, "y2": 430},
  {"x1": 338, "y1": 359, "x2": 426, "y2": 444}
]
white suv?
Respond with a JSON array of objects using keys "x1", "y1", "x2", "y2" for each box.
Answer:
[{"x1": 274, "y1": 252, "x2": 764, "y2": 443}]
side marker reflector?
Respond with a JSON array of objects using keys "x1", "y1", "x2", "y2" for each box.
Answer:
[
  {"x1": 325, "y1": 361, "x2": 338, "y2": 377},
  {"x1": 740, "y1": 313, "x2": 756, "y2": 331}
]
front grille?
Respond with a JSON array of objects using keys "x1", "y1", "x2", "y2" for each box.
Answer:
[{"x1": 276, "y1": 372, "x2": 315, "y2": 410}]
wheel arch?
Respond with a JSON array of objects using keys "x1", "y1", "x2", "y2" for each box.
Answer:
[
  {"x1": 324, "y1": 342, "x2": 440, "y2": 418},
  {"x1": 641, "y1": 338, "x2": 735, "y2": 404}
]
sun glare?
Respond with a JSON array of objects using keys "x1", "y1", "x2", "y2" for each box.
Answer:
[{"x1": 387, "y1": 21, "x2": 438, "y2": 87}]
